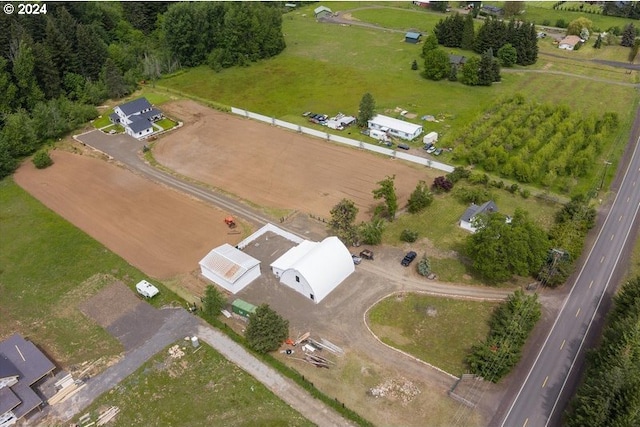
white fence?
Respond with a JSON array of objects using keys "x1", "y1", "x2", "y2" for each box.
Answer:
[
  {"x1": 230, "y1": 107, "x2": 454, "y2": 173},
  {"x1": 236, "y1": 223, "x2": 304, "y2": 250}
]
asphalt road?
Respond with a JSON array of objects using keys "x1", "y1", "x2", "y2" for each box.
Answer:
[{"x1": 497, "y1": 110, "x2": 640, "y2": 427}]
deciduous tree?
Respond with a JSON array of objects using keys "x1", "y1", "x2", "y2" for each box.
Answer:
[
  {"x1": 329, "y1": 199, "x2": 359, "y2": 245},
  {"x1": 422, "y1": 48, "x2": 450, "y2": 80},
  {"x1": 497, "y1": 43, "x2": 517, "y2": 67},
  {"x1": 372, "y1": 175, "x2": 398, "y2": 220},
  {"x1": 202, "y1": 285, "x2": 226, "y2": 317}
]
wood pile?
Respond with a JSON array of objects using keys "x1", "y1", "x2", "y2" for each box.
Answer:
[
  {"x1": 96, "y1": 406, "x2": 120, "y2": 426},
  {"x1": 47, "y1": 375, "x2": 86, "y2": 405}
]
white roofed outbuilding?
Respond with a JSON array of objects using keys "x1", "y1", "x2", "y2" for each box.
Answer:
[
  {"x1": 368, "y1": 114, "x2": 423, "y2": 141},
  {"x1": 270, "y1": 236, "x2": 354, "y2": 303},
  {"x1": 199, "y1": 244, "x2": 261, "y2": 294}
]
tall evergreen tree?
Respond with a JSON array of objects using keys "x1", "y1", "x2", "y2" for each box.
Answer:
[
  {"x1": 421, "y1": 34, "x2": 439, "y2": 57},
  {"x1": 32, "y1": 43, "x2": 61, "y2": 99},
  {"x1": 461, "y1": 13, "x2": 475, "y2": 50},
  {"x1": 357, "y1": 92, "x2": 375, "y2": 127},
  {"x1": 44, "y1": 17, "x2": 77, "y2": 77},
  {"x1": 478, "y1": 49, "x2": 495, "y2": 86},
  {"x1": 76, "y1": 24, "x2": 108, "y2": 80},
  {"x1": 621, "y1": 23, "x2": 637, "y2": 47},
  {"x1": 12, "y1": 40, "x2": 44, "y2": 110},
  {"x1": 102, "y1": 58, "x2": 129, "y2": 99},
  {"x1": 0, "y1": 57, "x2": 17, "y2": 116}
]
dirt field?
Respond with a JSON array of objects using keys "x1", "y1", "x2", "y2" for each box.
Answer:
[
  {"x1": 154, "y1": 100, "x2": 438, "y2": 221},
  {"x1": 14, "y1": 151, "x2": 241, "y2": 279}
]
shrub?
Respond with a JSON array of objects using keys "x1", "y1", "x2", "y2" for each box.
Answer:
[
  {"x1": 32, "y1": 149, "x2": 53, "y2": 169},
  {"x1": 400, "y1": 229, "x2": 419, "y2": 243},
  {"x1": 359, "y1": 219, "x2": 385, "y2": 245},
  {"x1": 432, "y1": 176, "x2": 454, "y2": 193},
  {"x1": 447, "y1": 166, "x2": 471, "y2": 184},
  {"x1": 508, "y1": 183, "x2": 520, "y2": 194},
  {"x1": 417, "y1": 255, "x2": 431, "y2": 276},
  {"x1": 520, "y1": 188, "x2": 531, "y2": 199}
]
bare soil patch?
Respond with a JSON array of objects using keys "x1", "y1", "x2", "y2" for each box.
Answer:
[
  {"x1": 154, "y1": 100, "x2": 436, "y2": 221},
  {"x1": 14, "y1": 150, "x2": 241, "y2": 279}
]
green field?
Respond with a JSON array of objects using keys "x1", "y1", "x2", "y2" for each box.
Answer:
[
  {"x1": 70, "y1": 342, "x2": 314, "y2": 427},
  {"x1": 0, "y1": 179, "x2": 138, "y2": 366},
  {"x1": 368, "y1": 293, "x2": 499, "y2": 376}
]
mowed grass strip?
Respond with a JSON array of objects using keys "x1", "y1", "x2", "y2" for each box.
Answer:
[
  {"x1": 0, "y1": 179, "x2": 175, "y2": 365},
  {"x1": 71, "y1": 342, "x2": 314, "y2": 427},
  {"x1": 368, "y1": 293, "x2": 498, "y2": 376}
]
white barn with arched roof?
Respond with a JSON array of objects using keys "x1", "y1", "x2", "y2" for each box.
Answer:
[{"x1": 270, "y1": 236, "x2": 354, "y2": 303}]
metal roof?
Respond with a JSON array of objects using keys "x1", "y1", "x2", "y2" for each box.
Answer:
[
  {"x1": 460, "y1": 200, "x2": 498, "y2": 222},
  {"x1": 117, "y1": 97, "x2": 152, "y2": 117},
  {"x1": 368, "y1": 114, "x2": 422, "y2": 136},
  {"x1": 271, "y1": 237, "x2": 354, "y2": 303},
  {"x1": 199, "y1": 244, "x2": 260, "y2": 284},
  {"x1": 405, "y1": 32, "x2": 421, "y2": 39},
  {"x1": 0, "y1": 334, "x2": 55, "y2": 386},
  {"x1": 128, "y1": 116, "x2": 154, "y2": 134}
]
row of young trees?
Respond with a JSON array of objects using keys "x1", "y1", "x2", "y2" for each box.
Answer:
[
  {"x1": 466, "y1": 290, "x2": 541, "y2": 382},
  {"x1": 566, "y1": 276, "x2": 640, "y2": 426},
  {"x1": 433, "y1": 13, "x2": 539, "y2": 66},
  {"x1": 0, "y1": 2, "x2": 286, "y2": 180},
  {"x1": 450, "y1": 95, "x2": 619, "y2": 190}
]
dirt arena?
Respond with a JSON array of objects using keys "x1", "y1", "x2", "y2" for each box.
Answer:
[
  {"x1": 155, "y1": 100, "x2": 437, "y2": 220},
  {"x1": 14, "y1": 151, "x2": 240, "y2": 279}
]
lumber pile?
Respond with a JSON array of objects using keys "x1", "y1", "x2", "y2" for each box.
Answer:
[
  {"x1": 47, "y1": 375, "x2": 86, "y2": 405},
  {"x1": 96, "y1": 406, "x2": 120, "y2": 426}
]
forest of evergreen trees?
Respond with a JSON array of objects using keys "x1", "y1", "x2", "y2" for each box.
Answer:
[{"x1": 0, "y1": 1, "x2": 286, "y2": 179}]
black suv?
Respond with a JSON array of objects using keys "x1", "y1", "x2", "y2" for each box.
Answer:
[{"x1": 401, "y1": 251, "x2": 417, "y2": 266}]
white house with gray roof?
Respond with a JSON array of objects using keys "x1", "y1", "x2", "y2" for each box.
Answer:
[
  {"x1": 368, "y1": 114, "x2": 423, "y2": 141},
  {"x1": 109, "y1": 97, "x2": 163, "y2": 139},
  {"x1": 459, "y1": 200, "x2": 499, "y2": 233}
]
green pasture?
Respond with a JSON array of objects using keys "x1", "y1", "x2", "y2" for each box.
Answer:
[
  {"x1": 368, "y1": 293, "x2": 499, "y2": 376},
  {"x1": 92, "y1": 113, "x2": 112, "y2": 129},
  {"x1": 69, "y1": 342, "x2": 313, "y2": 427},
  {"x1": 519, "y1": 3, "x2": 633, "y2": 30},
  {"x1": 0, "y1": 179, "x2": 181, "y2": 366}
]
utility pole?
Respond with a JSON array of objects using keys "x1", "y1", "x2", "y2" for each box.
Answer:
[{"x1": 599, "y1": 160, "x2": 612, "y2": 191}]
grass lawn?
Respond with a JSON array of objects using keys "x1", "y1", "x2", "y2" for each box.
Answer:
[
  {"x1": 101, "y1": 124, "x2": 124, "y2": 133},
  {"x1": 155, "y1": 117, "x2": 177, "y2": 131},
  {"x1": 69, "y1": 342, "x2": 314, "y2": 427},
  {"x1": 0, "y1": 179, "x2": 180, "y2": 366},
  {"x1": 92, "y1": 113, "x2": 112, "y2": 129},
  {"x1": 367, "y1": 293, "x2": 499, "y2": 376}
]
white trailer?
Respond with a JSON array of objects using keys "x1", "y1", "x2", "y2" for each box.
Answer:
[
  {"x1": 136, "y1": 280, "x2": 159, "y2": 298},
  {"x1": 423, "y1": 131, "x2": 438, "y2": 145},
  {"x1": 369, "y1": 129, "x2": 389, "y2": 142}
]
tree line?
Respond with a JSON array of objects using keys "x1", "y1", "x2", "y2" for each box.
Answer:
[
  {"x1": 0, "y1": 1, "x2": 286, "y2": 180},
  {"x1": 565, "y1": 276, "x2": 640, "y2": 426}
]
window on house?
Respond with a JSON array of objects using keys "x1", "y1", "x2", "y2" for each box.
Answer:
[
  {"x1": 310, "y1": 294, "x2": 314, "y2": 300},
  {"x1": 295, "y1": 276, "x2": 300, "y2": 282}
]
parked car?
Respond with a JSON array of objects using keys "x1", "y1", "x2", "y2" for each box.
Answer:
[
  {"x1": 434, "y1": 148, "x2": 443, "y2": 156},
  {"x1": 397, "y1": 143, "x2": 410, "y2": 150},
  {"x1": 426, "y1": 145, "x2": 437, "y2": 154},
  {"x1": 302, "y1": 111, "x2": 312, "y2": 117},
  {"x1": 401, "y1": 251, "x2": 417, "y2": 266},
  {"x1": 352, "y1": 254, "x2": 362, "y2": 265},
  {"x1": 423, "y1": 143, "x2": 434, "y2": 151},
  {"x1": 359, "y1": 249, "x2": 374, "y2": 260}
]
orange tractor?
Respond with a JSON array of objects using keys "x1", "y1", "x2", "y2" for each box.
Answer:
[{"x1": 224, "y1": 216, "x2": 237, "y2": 229}]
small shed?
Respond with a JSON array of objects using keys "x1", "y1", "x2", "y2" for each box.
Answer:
[
  {"x1": 405, "y1": 32, "x2": 422, "y2": 44},
  {"x1": 314, "y1": 6, "x2": 332, "y2": 18},
  {"x1": 232, "y1": 299, "x2": 257, "y2": 318},
  {"x1": 423, "y1": 131, "x2": 438, "y2": 145}
]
